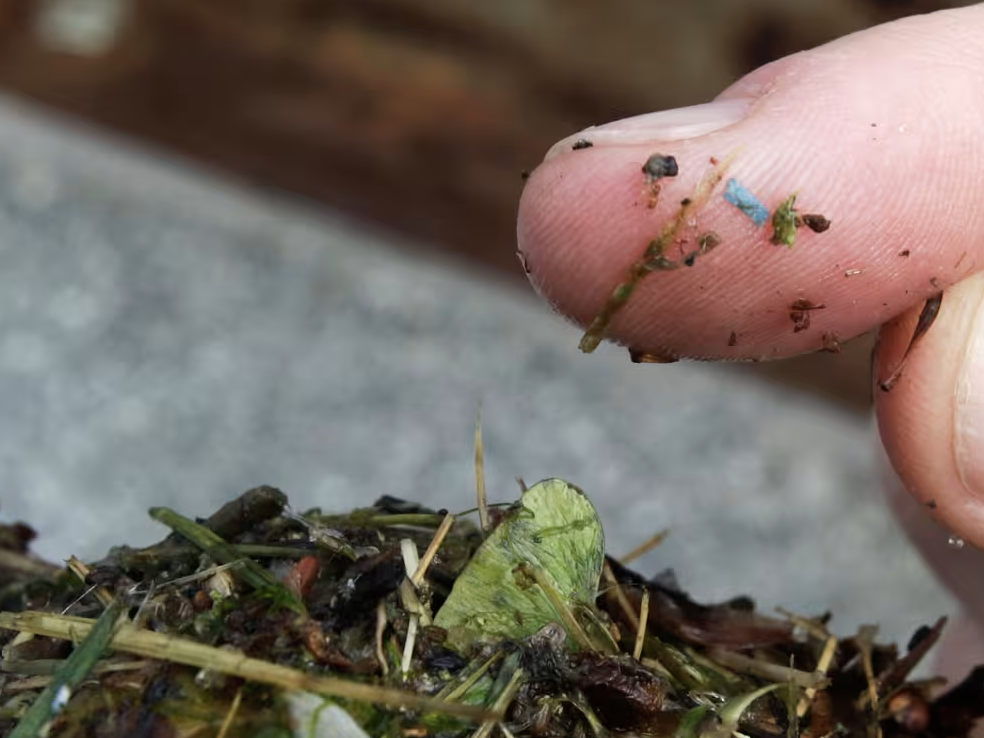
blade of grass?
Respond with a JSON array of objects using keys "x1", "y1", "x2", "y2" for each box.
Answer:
[
  {"x1": 10, "y1": 600, "x2": 125, "y2": 738},
  {"x1": 149, "y1": 506, "x2": 304, "y2": 614}
]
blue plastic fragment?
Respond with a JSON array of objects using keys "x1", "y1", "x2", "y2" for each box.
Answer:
[{"x1": 723, "y1": 178, "x2": 769, "y2": 227}]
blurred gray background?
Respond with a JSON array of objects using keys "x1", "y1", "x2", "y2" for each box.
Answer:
[{"x1": 0, "y1": 95, "x2": 958, "y2": 653}]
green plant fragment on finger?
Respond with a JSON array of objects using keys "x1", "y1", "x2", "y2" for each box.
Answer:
[
  {"x1": 770, "y1": 193, "x2": 799, "y2": 248},
  {"x1": 579, "y1": 153, "x2": 735, "y2": 354}
]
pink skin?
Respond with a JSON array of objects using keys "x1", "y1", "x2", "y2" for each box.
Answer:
[{"x1": 518, "y1": 5, "x2": 984, "y2": 695}]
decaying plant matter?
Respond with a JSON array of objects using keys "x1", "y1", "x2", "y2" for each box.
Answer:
[
  {"x1": 580, "y1": 153, "x2": 838, "y2": 357},
  {"x1": 0, "y1": 469, "x2": 981, "y2": 737}
]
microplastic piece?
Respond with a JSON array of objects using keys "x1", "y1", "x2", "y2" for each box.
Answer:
[
  {"x1": 52, "y1": 685, "x2": 71, "y2": 715},
  {"x1": 723, "y1": 179, "x2": 768, "y2": 226}
]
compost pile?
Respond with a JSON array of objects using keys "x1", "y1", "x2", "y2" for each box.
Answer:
[{"x1": 0, "y1": 480, "x2": 981, "y2": 738}]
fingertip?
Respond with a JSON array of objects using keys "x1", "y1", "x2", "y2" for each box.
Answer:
[{"x1": 518, "y1": 6, "x2": 984, "y2": 361}]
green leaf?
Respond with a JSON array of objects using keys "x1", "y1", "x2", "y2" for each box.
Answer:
[
  {"x1": 675, "y1": 704, "x2": 713, "y2": 738},
  {"x1": 716, "y1": 682, "x2": 782, "y2": 733},
  {"x1": 434, "y1": 479, "x2": 604, "y2": 652}
]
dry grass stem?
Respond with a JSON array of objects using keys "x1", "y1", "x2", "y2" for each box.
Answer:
[
  {"x1": 619, "y1": 530, "x2": 670, "y2": 566},
  {"x1": 412, "y1": 512, "x2": 455, "y2": 587},
  {"x1": 602, "y1": 561, "x2": 640, "y2": 632},
  {"x1": 633, "y1": 589, "x2": 650, "y2": 661},
  {"x1": 474, "y1": 407, "x2": 490, "y2": 534},
  {"x1": 66, "y1": 556, "x2": 113, "y2": 607},
  {"x1": 216, "y1": 688, "x2": 243, "y2": 738},
  {"x1": 0, "y1": 611, "x2": 493, "y2": 721},
  {"x1": 707, "y1": 648, "x2": 828, "y2": 689},
  {"x1": 797, "y1": 634, "x2": 838, "y2": 718},
  {"x1": 375, "y1": 602, "x2": 389, "y2": 677}
]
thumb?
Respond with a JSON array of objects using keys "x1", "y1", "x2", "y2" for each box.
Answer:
[
  {"x1": 518, "y1": 6, "x2": 984, "y2": 361},
  {"x1": 877, "y1": 270, "x2": 984, "y2": 550}
]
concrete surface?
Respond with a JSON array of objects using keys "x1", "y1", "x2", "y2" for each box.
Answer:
[{"x1": 0, "y1": 96, "x2": 958, "y2": 651}]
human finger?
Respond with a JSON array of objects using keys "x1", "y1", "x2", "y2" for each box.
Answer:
[{"x1": 518, "y1": 6, "x2": 984, "y2": 361}]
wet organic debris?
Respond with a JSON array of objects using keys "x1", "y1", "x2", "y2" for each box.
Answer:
[
  {"x1": 642, "y1": 154, "x2": 679, "y2": 182},
  {"x1": 769, "y1": 195, "x2": 832, "y2": 248},
  {"x1": 722, "y1": 182, "x2": 830, "y2": 248},
  {"x1": 879, "y1": 291, "x2": 944, "y2": 392},
  {"x1": 579, "y1": 153, "x2": 735, "y2": 353},
  {"x1": 821, "y1": 332, "x2": 843, "y2": 354},
  {"x1": 580, "y1": 154, "x2": 831, "y2": 355},
  {"x1": 0, "y1": 479, "x2": 982, "y2": 738},
  {"x1": 789, "y1": 298, "x2": 827, "y2": 333},
  {"x1": 642, "y1": 153, "x2": 679, "y2": 208},
  {"x1": 629, "y1": 348, "x2": 680, "y2": 364},
  {"x1": 801, "y1": 213, "x2": 831, "y2": 234}
]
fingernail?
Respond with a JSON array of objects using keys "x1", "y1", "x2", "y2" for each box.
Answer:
[
  {"x1": 545, "y1": 99, "x2": 754, "y2": 161},
  {"x1": 953, "y1": 277, "x2": 984, "y2": 499}
]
